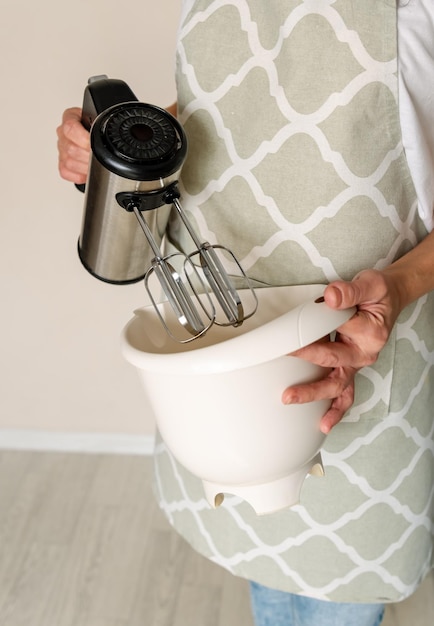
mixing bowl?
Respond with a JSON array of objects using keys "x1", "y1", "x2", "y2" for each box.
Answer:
[{"x1": 121, "y1": 284, "x2": 354, "y2": 514}]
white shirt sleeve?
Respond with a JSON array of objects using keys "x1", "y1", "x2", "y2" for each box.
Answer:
[{"x1": 398, "y1": 0, "x2": 434, "y2": 232}]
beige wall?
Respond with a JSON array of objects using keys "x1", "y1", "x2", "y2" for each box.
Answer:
[{"x1": 0, "y1": 1, "x2": 181, "y2": 438}]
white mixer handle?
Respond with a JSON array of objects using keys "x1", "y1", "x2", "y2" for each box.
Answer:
[
  {"x1": 234, "y1": 295, "x2": 356, "y2": 368},
  {"x1": 193, "y1": 295, "x2": 355, "y2": 373},
  {"x1": 295, "y1": 297, "x2": 356, "y2": 349}
]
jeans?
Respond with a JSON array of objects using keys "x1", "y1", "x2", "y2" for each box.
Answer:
[{"x1": 249, "y1": 582, "x2": 385, "y2": 626}]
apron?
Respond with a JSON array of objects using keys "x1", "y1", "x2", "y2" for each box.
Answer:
[{"x1": 154, "y1": 0, "x2": 434, "y2": 603}]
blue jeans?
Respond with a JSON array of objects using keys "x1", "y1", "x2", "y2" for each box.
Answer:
[{"x1": 249, "y1": 582, "x2": 385, "y2": 626}]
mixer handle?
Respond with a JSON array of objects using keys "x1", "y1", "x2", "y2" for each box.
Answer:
[
  {"x1": 76, "y1": 75, "x2": 139, "y2": 192},
  {"x1": 80, "y1": 75, "x2": 138, "y2": 131}
]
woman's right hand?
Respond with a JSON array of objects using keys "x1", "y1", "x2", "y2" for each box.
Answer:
[{"x1": 56, "y1": 107, "x2": 91, "y2": 185}]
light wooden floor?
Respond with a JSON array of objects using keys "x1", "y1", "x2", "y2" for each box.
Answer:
[{"x1": 0, "y1": 451, "x2": 432, "y2": 626}]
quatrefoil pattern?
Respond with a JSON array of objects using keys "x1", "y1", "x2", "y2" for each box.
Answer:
[{"x1": 155, "y1": 0, "x2": 434, "y2": 602}]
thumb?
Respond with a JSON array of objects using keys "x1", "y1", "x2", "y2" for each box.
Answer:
[{"x1": 324, "y1": 272, "x2": 375, "y2": 310}]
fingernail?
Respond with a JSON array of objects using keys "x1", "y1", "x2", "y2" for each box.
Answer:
[
  {"x1": 282, "y1": 392, "x2": 293, "y2": 405},
  {"x1": 326, "y1": 286, "x2": 342, "y2": 308},
  {"x1": 320, "y1": 421, "x2": 331, "y2": 434}
]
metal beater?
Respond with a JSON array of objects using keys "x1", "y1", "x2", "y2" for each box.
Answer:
[{"x1": 122, "y1": 183, "x2": 257, "y2": 343}]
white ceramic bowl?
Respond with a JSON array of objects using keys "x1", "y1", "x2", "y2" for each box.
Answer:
[{"x1": 121, "y1": 285, "x2": 354, "y2": 514}]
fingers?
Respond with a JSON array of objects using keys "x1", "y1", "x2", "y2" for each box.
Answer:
[
  {"x1": 319, "y1": 384, "x2": 355, "y2": 433},
  {"x1": 59, "y1": 108, "x2": 90, "y2": 147},
  {"x1": 290, "y1": 335, "x2": 377, "y2": 370},
  {"x1": 281, "y1": 366, "x2": 356, "y2": 433},
  {"x1": 56, "y1": 107, "x2": 91, "y2": 184},
  {"x1": 281, "y1": 366, "x2": 355, "y2": 405}
]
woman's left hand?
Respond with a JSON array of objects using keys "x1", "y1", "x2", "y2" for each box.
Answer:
[{"x1": 282, "y1": 269, "x2": 404, "y2": 433}]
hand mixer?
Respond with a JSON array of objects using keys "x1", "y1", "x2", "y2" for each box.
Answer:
[{"x1": 77, "y1": 76, "x2": 258, "y2": 342}]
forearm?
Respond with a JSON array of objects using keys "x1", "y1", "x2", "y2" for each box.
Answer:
[{"x1": 382, "y1": 229, "x2": 434, "y2": 310}]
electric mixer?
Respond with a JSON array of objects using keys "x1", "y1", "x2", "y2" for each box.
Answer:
[{"x1": 77, "y1": 75, "x2": 258, "y2": 342}]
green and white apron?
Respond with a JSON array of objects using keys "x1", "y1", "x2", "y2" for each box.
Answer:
[{"x1": 154, "y1": 0, "x2": 434, "y2": 603}]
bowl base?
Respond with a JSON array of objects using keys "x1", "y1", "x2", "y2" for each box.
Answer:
[{"x1": 202, "y1": 453, "x2": 324, "y2": 516}]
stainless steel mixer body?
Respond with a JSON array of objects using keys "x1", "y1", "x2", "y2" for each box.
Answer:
[{"x1": 79, "y1": 158, "x2": 175, "y2": 284}]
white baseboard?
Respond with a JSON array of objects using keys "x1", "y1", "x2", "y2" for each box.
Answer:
[{"x1": 0, "y1": 430, "x2": 155, "y2": 456}]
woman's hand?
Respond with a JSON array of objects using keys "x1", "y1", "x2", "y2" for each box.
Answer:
[
  {"x1": 56, "y1": 107, "x2": 91, "y2": 184},
  {"x1": 282, "y1": 268, "x2": 406, "y2": 434}
]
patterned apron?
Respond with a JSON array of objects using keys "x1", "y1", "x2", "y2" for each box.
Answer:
[{"x1": 153, "y1": 0, "x2": 434, "y2": 603}]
